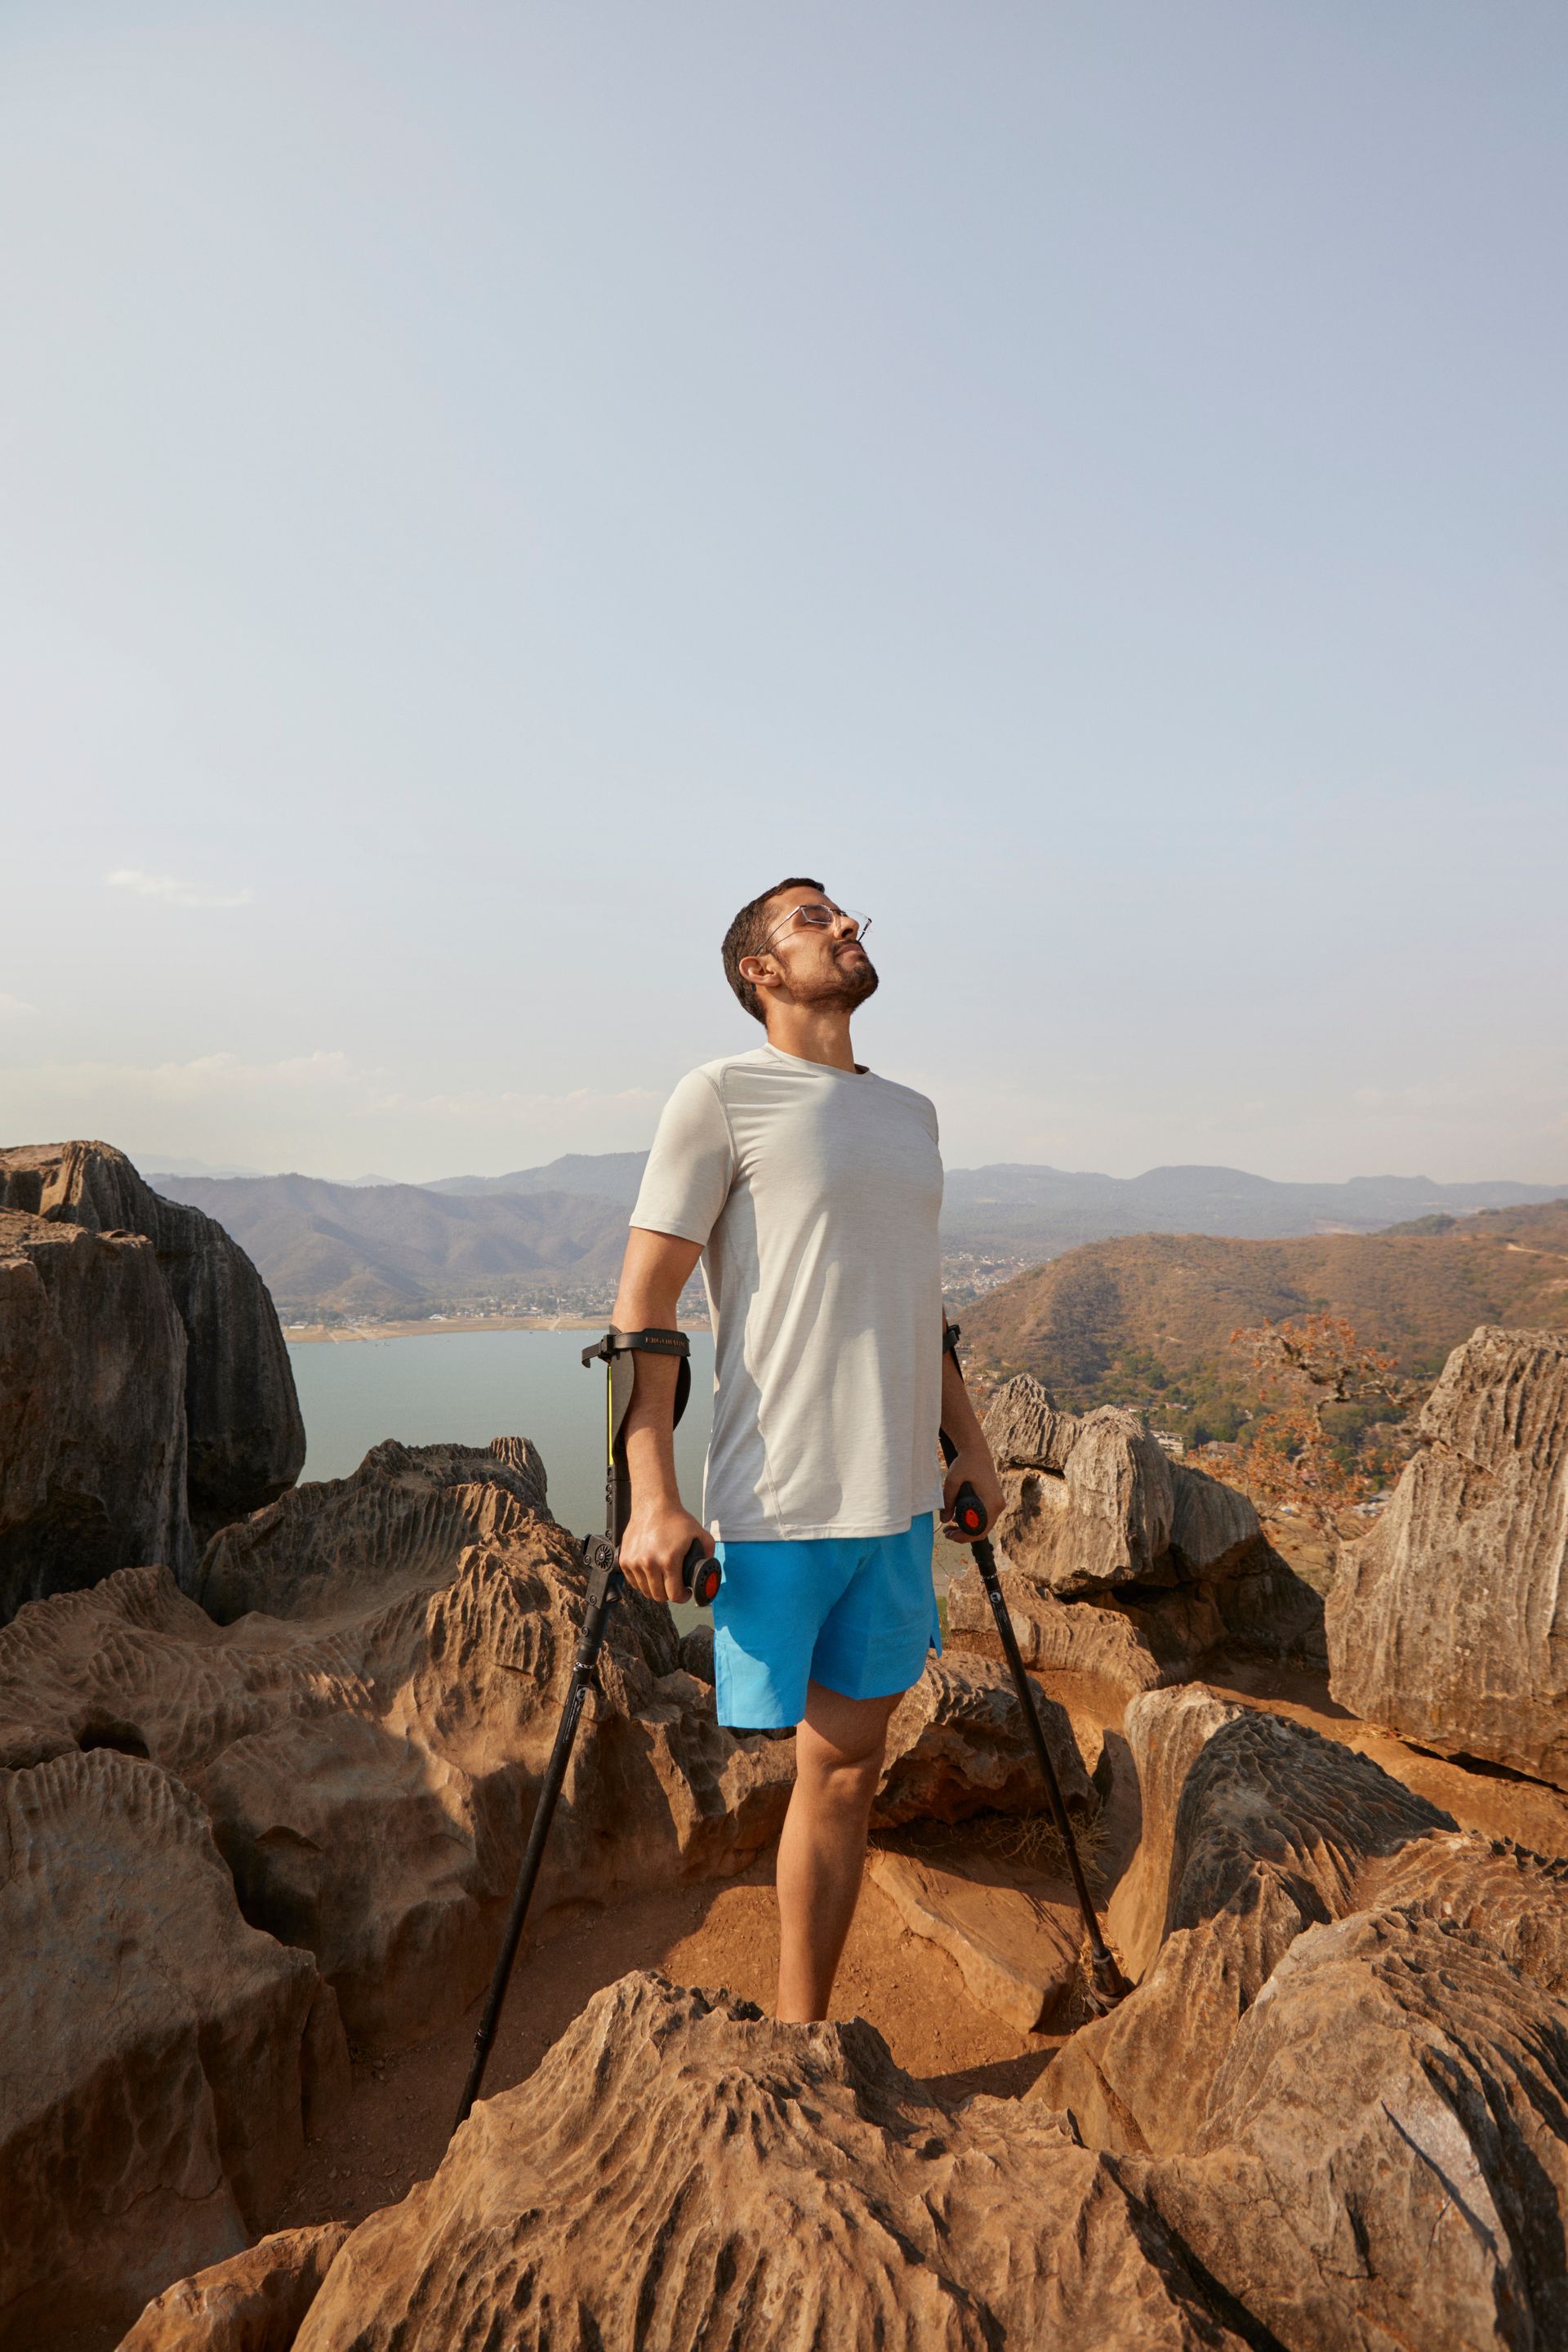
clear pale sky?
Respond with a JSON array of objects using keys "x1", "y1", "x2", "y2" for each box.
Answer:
[{"x1": 2, "y1": 3, "x2": 1564, "y2": 1184}]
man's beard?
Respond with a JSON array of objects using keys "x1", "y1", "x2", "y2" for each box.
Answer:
[{"x1": 803, "y1": 945, "x2": 879, "y2": 1011}]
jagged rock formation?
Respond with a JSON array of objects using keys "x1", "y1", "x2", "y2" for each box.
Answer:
[
  {"x1": 0, "y1": 1209, "x2": 190, "y2": 1618},
  {"x1": 4, "y1": 1430, "x2": 1103, "y2": 2348},
  {"x1": 1, "y1": 1439, "x2": 1077, "y2": 2051},
  {"x1": 1040, "y1": 1684, "x2": 1568, "y2": 2350},
  {"x1": 1330, "y1": 1325, "x2": 1568, "y2": 1788},
  {"x1": 0, "y1": 1442, "x2": 781, "y2": 2044},
  {"x1": 0, "y1": 1748, "x2": 347, "y2": 2351},
  {"x1": 291, "y1": 1972, "x2": 1249, "y2": 2351},
  {"x1": 983, "y1": 1377, "x2": 1260, "y2": 1592},
  {"x1": 117, "y1": 2224, "x2": 350, "y2": 2352},
  {"x1": 0, "y1": 1141, "x2": 304, "y2": 1548},
  {"x1": 952, "y1": 1375, "x2": 1324, "y2": 1692}
]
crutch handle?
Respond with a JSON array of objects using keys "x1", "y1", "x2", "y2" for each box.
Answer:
[
  {"x1": 951, "y1": 1481, "x2": 990, "y2": 1540},
  {"x1": 683, "y1": 1539, "x2": 722, "y2": 1609}
]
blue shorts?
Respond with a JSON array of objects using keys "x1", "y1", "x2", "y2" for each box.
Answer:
[{"x1": 710, "y1": 1514, "x2": 940, "y2": 1729}]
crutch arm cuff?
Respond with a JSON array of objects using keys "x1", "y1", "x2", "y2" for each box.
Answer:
[{"x1": 581, "y1": 1326, "x2": 691, "y2": 1368}]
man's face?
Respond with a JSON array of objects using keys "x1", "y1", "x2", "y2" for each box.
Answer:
[{"x1": 750, "y1": 891, "x2": 879, "y2": 1013}]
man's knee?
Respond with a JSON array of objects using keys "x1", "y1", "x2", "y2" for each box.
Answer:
[{"x1": 796, "y1": 1683, "x2": 903, "y2": 1795}]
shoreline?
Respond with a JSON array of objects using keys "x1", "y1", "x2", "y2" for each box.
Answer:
[{"x1": 285, "y1": 1315, "x2": 710, "y2": 1344}]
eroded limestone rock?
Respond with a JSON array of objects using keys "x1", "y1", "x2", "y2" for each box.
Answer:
[
  {"x1": 1036, "y1": 1682, "x2": 1568, "y2": 2351},
  {"x1": 1329, "y1": 1325, "x2": 1568, "y2": 1788},
  {"x1": 292, "y1": 1972, "x2": 1250, "y2": 2352},
  {"x1": 0, "y1": 1142, "x2": 304, "y2": 1539},
  {"x1": 0, "y1": 1209, "x2": 190, "y2": 1619},
  {"x1": 867, "y1": 1846, "x2": 1083, "y2": 2031},
  {"x1": 873, "y1": 1649, "x2": 1093, "y2": 1824},
  {"x1": 1046, "y1": 1689, "x2": 1454, "y2": 2151},
  {"x1": 117, "y1": 2223, "x2": 349, "y2": 2352},
  {"x1": 0, "y1": 1750, "x2": 347, "y2": 2351},
  {"x1": 1, "y1": 1443, "x2": 1061, "y2": 2052}
]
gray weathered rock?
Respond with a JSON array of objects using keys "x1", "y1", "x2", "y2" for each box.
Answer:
[
  {"x1": 946, "y1": 1552, "x2": 1325, "y2": 1697},
  {"x1": 290, "y1": 1972, "x2": 1250, "y2": 2352},
  {"x1": 0, "y1": 1209, "x2": 190, "y2": 1620},
  {"x1": 0, "y1": 1749, "x2": 347, "y2": 2350},
  {"x1": 0, "y1": 1141, "x2": 305, "y2": 1539},
  {"x1": 1329, "y1": 1325, "x2": 1568, "y2": 1788},
  {"x1": 982, "y1": 1374, "x2": 1275, "y2": 1602}
]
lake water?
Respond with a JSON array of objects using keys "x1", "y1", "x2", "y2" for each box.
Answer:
[{"x1": 289, "y1": 1330, "x2": 716, "y2": 1548}]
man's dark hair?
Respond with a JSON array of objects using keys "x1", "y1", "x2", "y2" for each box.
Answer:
[{"x1": 722, "y1": 875, "x2": 826, "y2": 1025}]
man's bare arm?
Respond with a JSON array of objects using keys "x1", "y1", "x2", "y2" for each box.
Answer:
[{"x1": 612, "y1": 1226, "x2": 712, "y2": 1601}]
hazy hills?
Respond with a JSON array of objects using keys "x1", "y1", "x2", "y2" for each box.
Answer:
[
  {"x1": 152, "y1": 1173, "x2": 629, "y2": 1321},
  {"x1": 425, "y1": 1152, "x2": 651, "y2": 1205},
  {"x1": 960, "y1": 1200, "x2": 1568, "y2": 1403},
  {"x1": 421, "y1": 1152, "x2": 1564, "y2": 1249},
  {"x1": 145, "y1": 1151, "x2": 1568, "y2": 1325}
]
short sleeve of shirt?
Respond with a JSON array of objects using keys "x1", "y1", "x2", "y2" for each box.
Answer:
[{"x1": 630, "y1": 1067, "x2": 736, "y2": 1245}]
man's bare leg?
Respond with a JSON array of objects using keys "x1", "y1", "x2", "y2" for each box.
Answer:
[{"x1": 775, "y1": 1679, "x2": 905, "y2": 2022}]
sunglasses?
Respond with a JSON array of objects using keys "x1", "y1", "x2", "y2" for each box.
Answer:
[{"x1": 760, "y1": 902, "x2": 872, "y2": 952}]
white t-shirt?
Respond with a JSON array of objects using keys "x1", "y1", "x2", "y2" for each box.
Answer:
[{"x1": 630, "y1": 1044, "x2": 945, "y2": 1542}]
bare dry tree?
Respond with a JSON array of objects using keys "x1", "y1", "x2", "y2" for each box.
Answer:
[{"x1": 1218, "y1": 1312, "x2": 1423, "y2": 1536}]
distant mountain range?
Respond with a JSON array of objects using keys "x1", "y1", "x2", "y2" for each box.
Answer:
[{"x1": 146, "y1": 1152, "x2": 1568, "y2": 1326}]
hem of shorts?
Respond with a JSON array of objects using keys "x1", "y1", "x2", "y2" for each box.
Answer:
[{"x1": 712, "y1": 1508, "x2": 937, "y2": 1545}]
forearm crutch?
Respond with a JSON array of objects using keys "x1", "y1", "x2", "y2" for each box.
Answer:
[
  {"x1": 452, "y1": 1326, "x2": 720, "y2": 2132},
  {"x1": 942, "y1": 1323, "x2": 1129, "y2": 2011}
]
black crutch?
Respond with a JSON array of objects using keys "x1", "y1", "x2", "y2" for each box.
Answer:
[
  {"x1": 941, "y1": 1323, "x2": 1129, "y2": 2011},
  {"x1": 452, "y1": 1326, "x2": 720, "y2": 2133}
]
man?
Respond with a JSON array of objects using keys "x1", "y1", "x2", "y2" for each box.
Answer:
[{"x1": 612, "y1": 875, "x2": 1004, "y2": 2022}]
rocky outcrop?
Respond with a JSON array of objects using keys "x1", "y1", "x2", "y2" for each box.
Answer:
[
  {"x1": 0, "y1": 1444, "x2": 758, "y2": 2045},
  {"x1": 984, "y1": 1378, "x2": 1263, "y2": 1594},
  {"x1": 947, "y1": 1550, "x2": 1325, "y2": 1701},
  {"x1": 0, "y1": 1748, "x2": 347, "y2": 2352},
  {"x1": 0, "y1": 1441, "x2": 1069, "y2": 2054},
  {"x1": 0, "y1": 1141, "x2": 304, "y2": 1542},
  {"x1": 1045, "y1": 1688, "x2": 1455, "y2": 2150},
  {"x1": 288, "y1": 1972, "x2": 1249, "y2": 2352},
  {"x1": 1329, "y1": 1325, "x2": 1568, "y2": 1788},
  {"x1": 956, "y1": 1376, "x2": 1324, "y2": 1688},
  {"x1": 1037, "y1": 1683, "x2": 1568, "y2": 2351},
  {"x1": 872, "y1": 1650, "x2": 1093, "y2": 1825},
  {"x1": 117, "y1": 2224, "x2": 350, "y2": 2352},
  {"x1": 0, "y1": 1209, "x2": 190, "y2": 1619}
]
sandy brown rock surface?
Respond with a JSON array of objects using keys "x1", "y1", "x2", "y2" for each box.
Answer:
[
  {"x1": 115, "y1": 2223, "x2": 349, "y2": 2352},
  {"x1": 292, "y1": 1972, "x2": 1247, "y2": 2352},
  {"x1": 868, "y1": 1845, "x2": 1082, "y2": 2029},
  {"x1": 1330, "y1": 1324, "x2": 1568, "y2": 1787},
  {"x1": 0, "y1": 1209, "x2": 190, "y2": 1619},
  {"x1": 0, "y1": 1749, "x2": 346, "y2": 2352},
  {"x1": 1038, "y1": 1681, "x2": 1568, "y2": 2351}
]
